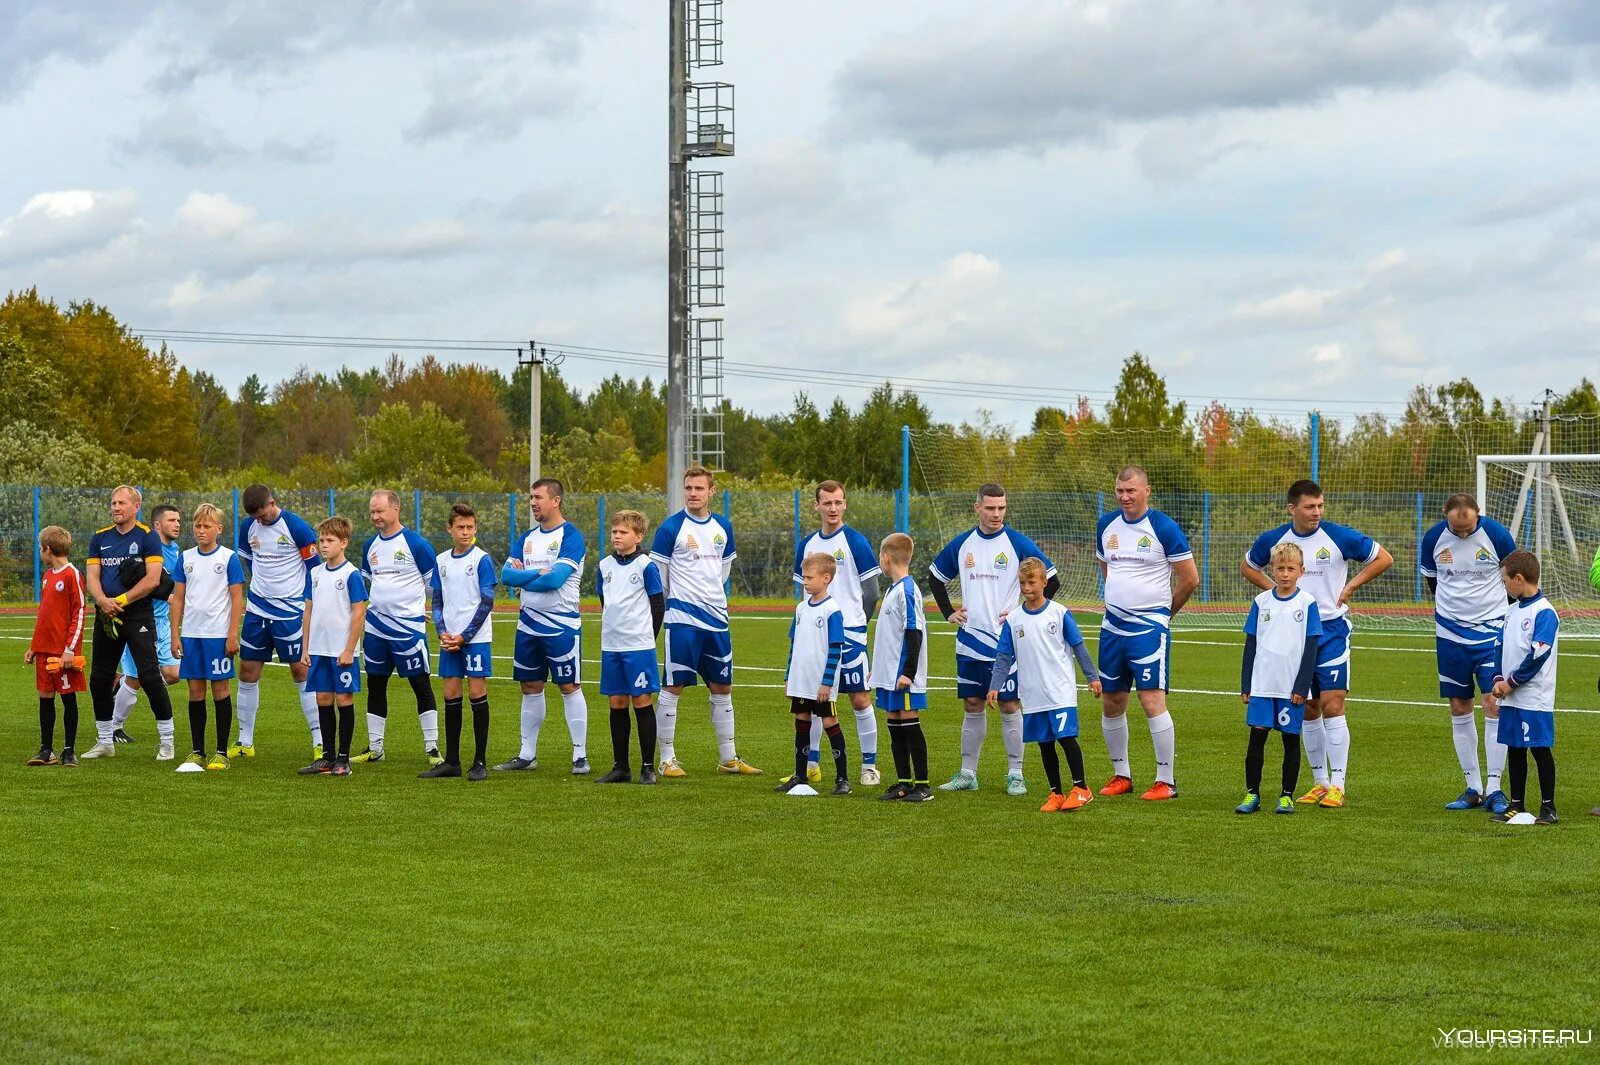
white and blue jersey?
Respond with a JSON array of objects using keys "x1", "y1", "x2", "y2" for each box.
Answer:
[
  {"x1": 786, "y1": 595, "x2": 846, "y2": 700},
  {"x1": 360, "y1": 526, "x2": 436, "y2": 678},
  {"x1": 237, "y1": 509, "x2": 318, "y2": 663},
  {"x1": 1097, "y1": 508, "x2": 1191, "y2": 692},
  {"x1": 122, "y1": 537, "x2": 183, "y2": 673},
  {"x1": 795, "y1": 525, "x2": 879, "y2": 693},
  {"x1": 652, "y1": 510, "x2": 736, "y2": 687},
  {"x1": 929, "y1": 525, "x2": 1055, "y2": 699},
  {"x1": 174, "y1": 545, "x2": 245, "y2": 682},
  {"x1": 1245, "y1": 520, "x2": 1378, "y2": 693},
  {"x1": 304, "y1": 560, "x2": 368, "y2": 695},
  {"x1": 598, "y1": 552, "x2": 663, "y2": 697},
  {"x1": 1496, "y1": 593, "x2": 1559, "y2": 749},
  {"x1": 992, "y1": 600, "x2": 1089, "y2": 742},
  {"x1": 871, "y1": 575, "x2": 928, "y2": 712},
  {"x1": 1242, "y1": 587, "x2": 1322, "y2": 735},
  {"x1": 1421, "y1": 516, "x2": 1517, "y2": 698},
  {"x1": 432, "y1": 545, "x2": 497, "y2": 680},
  {"x1": 506, "y1": 521, "x2": 586, "y2": 685}
]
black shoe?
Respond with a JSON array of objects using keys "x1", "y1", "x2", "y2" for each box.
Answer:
[
  {"x1": 112, "y1": 728, "x2": 136, "y2": 745},
  {"x1": 60, "y1": 749, "x2": 79, "y2": 768},
  {"x1": 27, "y1": 746, "x2": 55, "y2": 766},
  {"x1": 596, "y1": 766, "x2": 632, "y2": 783},
  {"x1": 638, "y1": 765, "x2": 658, "y2": 785},
  {"x1": 297, "y1": 758, "x2": 334, "y2": 776},
  {"x1": 901, "y1": 784, "x2": 935, "y2": 803},
  {"x1": 830, "y1": 779, "x2": 853, "y2": 797},
  {"x1": 419, "y1": 762, "x2": 462, "y2": 779},
  {"x1": 1536, "y1": 804, "x2": 1560, "y2": 825},
  {"x1": 775, "y1": 776, "x2": 808, "y2": 794},
  {"x1": 467, "y1": 761, "x2": 488, "y2": 782},
  {"x1": 493, "y1": 756, "x2": 537, "y2": 771},
  {"x1": 1490, "y1": 802, "x2": 1525, "y2": 823},
  {"x1": 879, "y1": 782, "x2": 912, "y2": 802},
  {"x1": 331, "y1": 758, "x2": 352, "y2": 777}
]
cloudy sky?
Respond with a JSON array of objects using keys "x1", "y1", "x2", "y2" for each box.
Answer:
[{"x1": 2, "y1": 0, "x2": 1597, "y2": 427}]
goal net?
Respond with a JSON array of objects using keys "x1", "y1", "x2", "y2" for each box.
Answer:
[{"x1": 1478, "y1": 453, "x2": 1600, "y2": 636}]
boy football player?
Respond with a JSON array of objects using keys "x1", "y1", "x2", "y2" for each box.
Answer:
[
  {"x1": 1237, "y1": 543, "x2": 1321, "y2": 815},
  {"x1": 26, "y1": 526, "x2": 86, "y2": 767},
  {"x1": 873, "y1": 533, "x2": 931, "y2": 802},
  {"x1": 422, "y1": 504, "x2": 498, "y2": 781},
  {"x1": 1491, "y1": 550, "x2": 1560, "y2": 825},
  {"x1": 777, "y1": 553, "x2": 851, "y2": 796},
  {"x1": 170, "y1": 503, "x2": 246, "y2": 771},
  {"x1": 298, "y1": 517, "x2": 369, "y2": 777},
  {"x1": 987, "y1": 558, "x2": 1101, "y2": 811},
  {"x1": 596, "y1": 510, "x2": 665, "y2": 785}
]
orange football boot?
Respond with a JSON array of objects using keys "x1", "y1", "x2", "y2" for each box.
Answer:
[
  {"x1": 1099, "y1": 774, "x2": 1133, "y2": 796},
  {"x1": 1140, "y1": 780, "x2": 1178, "y2": 801},
  {"x1": 1061, "y1": 785, "x2": 1094, "y2": 811}
]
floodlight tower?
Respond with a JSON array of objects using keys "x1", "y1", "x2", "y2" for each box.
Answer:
[{"x1": 668, "y1": 0, "x2": 733, "y2": 510}]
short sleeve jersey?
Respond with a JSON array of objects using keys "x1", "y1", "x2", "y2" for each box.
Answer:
[
  {"x1": 794, "y1": 525, "x2": 880, "y2": 630},
  {"x1": 1419, "y1": 516, "x2": 1518, "y2": 626},
  {"x1": 1096, "y1": 508, "x2": 1192, "y2": 615},
  {"x1": 928, "y1": 525, "x2": 1055, "y2": 661},
  {"x1": 651, "y1": 510, "x2": 736, "y2": 631},
  {"x1": 1243, "y1": 588, "x2": 1323, "y2": 698},
  {"x1": 995, "y1": 600, "x2": 1087, "y2": 712},
  {"x1": 173, "y1": 545, "x2": 245, "y2": 639},
  {"x1": 786, "y1": 595, "x2": 845, "y2": 697},
  {"x1": 1499, "y1": 594, "x2": 1560, "y2": 712},
  {"x1": 515, "y1": 521, "x2": 586, "y2": 635},
  {"x1": 86, "y1": 522, "x2": 164, "y2": 599},
  {"x1": 599, "y1": 553, "x2": 664, "y2": 652},
  {"x1": 305, "y1": 560, "x2": 369, "y2": 658},
  {"x1": 1246, "y1": 521, "x2": 1378, "y2": 623},
  {"x1": 238, "y1": 510, "x2": 318, "y2": 618},
  {"x1": 432, "y1": 546, "x2": 497, "y2": 642},
  {"x1": 360, "y1": 527, "x2": 437, "y2": 637},
  {"x1": 870, "y1": 575, "x2": 927, "y2": 694}
]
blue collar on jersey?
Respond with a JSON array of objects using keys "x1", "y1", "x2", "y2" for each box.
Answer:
[
  {"x1": 376, "y1": 526, "x2": 408, "y2": 541},
  {"x1": 1516, "y1": 591, "x2": 1544, "y2": 606},
  {"x1": 323, "y1": 559, "x2": 347, "y2": 571},
  {"x1": 1288, "y1": 522, "x2": 1322, "y2": 538},
  {"x1": 196, "y1": 544, "x2": 222, "y2": 556},
  {"x1": 1270, "y1": 588, "x2": 1301, "y2": 601},
  {"x1": 610, "y1": 549, "x2": 645, "y2": 565},
  {"x1": 812, "y1": 525, "x2": 850, "y2": 540},
  {"x1": 1117, "y1": 507, "x2": 1150, "y2": 524},
  {"x1": 681, "y1": 511, "x2": 715, "y2": 525},
  {"x1": 536, "y1": 519, "x2": 568, "y2": 533},
  {"x1": 970, "y1": 524, "x2": 1010, "y2": 541},
  {"x1": 1020, "y1": 599, "x2": 1052, "y2": 615},
  {"x1": 806, "y1": 593, "x2": 832, "y2": 606},
  {"x1": 449, "y1": 546, "x2": 476, "y2": 558}
]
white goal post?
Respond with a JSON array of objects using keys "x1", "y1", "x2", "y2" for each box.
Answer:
[{"x1": 1475, "y1": 452, "x2": 1600, "y2": 565}]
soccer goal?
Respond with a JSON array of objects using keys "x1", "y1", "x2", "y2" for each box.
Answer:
[{"x1": 1476, "y1": 452, "x2": 1600, "y2": 635}]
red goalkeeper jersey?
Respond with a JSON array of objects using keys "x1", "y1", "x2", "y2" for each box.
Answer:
[{"x1": 33, "y1": 563, "x2": 86, "y2": 655}]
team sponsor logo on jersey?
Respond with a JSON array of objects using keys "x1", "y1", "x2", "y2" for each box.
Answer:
[
  {"x1": 394, "y1": 549, "x2": 411, "y2": 563},
  {"x1": 1316, "y1": 546, "x2": 1332, "y2": 562},
  {"x1": 214, "y1": 562, "x2": 225, "y2": 573},
  {"x1": 712, "y1": 533, "x2": 725, "y2": 548},
  {"x1": 833, "y1": 548, "x2": 846, "y2": 562},
  {"x1": 1106, "y1": 534, "x2": 1120, "y2": 550},
  {"x1": 964, "y1": 551, "x2": 975, "y2": 569},
  {"x1": 335, "y1": 579, "x2": 345, "y2": 590},
  {"x1": 1136, "y1": 535, "x2": 1152, "y2": 551},
  {"x1": 994, "y1": 551, "x2": 1009, "y2": 568},
  {"x1": 629, "y1": 572, "x2": 641, "y2": 584},
  {"x1": 54, "y1": 580, "x2": 64, "y2": 591},
  {"x1": 1261, "y1": 609, "x2": 1273, "y2": 623},
  {"x1": 1521, "y1": 617, "x2": 1532, "y2": 631},
  {"x1": 1439, "y1": 548, "x2": 1454, "y2": 564},
  {"x1": 815, "y1": 616, "x2": 825, "y2": 627},
  {"x1": 1047, "y1": 620, "x2": 1058, "y2": 635},
  {"x1": 276, "y1": 534, "x2": 292, "y2": 546},
  {"x1": 1293, "y1": 609, "x2": 1305, "y2": 621},
  {"x1": 686, "y1": 534, "x2": 700, "y2": 550},
  {"x1": 1015, "y1": 623, "x2": 1025, "y2": 638},
  {"x1": 1475, "y1": 547, "x2": 1493, "y2": 563},
  {"x1": 545, "y1": 541, "x2": 559, "y2": 555}
]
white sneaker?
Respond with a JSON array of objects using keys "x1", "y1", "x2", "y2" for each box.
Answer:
[
  {"x1": 81, "y1": 741, "x2": 116, "y2": 759},
  {"x1": 860, "y1": 765, "x2": 881, "y2": 786},
  {"x1": 156, "y1": 743, "x2": 176, "y2": 762},
  {"x1": 1005, "y1": 771, "x2": 1027, "y2": 796}
]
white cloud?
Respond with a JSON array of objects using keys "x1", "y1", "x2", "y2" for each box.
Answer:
[
  {"x1": 1235, "y1": 286, "x2": 1338, "y2": 324},
  {"x1": 175, "y1": 191, "x2": 257, "y2": 238},
  {"x1": 0, "y1": 188, "x2": 140, "y2": 264}
]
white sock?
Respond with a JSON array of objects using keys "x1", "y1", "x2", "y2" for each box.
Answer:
[
  {"x1": 853, "y1": 705, "x2": 878, "y2": 766},
  {"x1": 807, "y1": 715, "x2": 823, "y2": 764},
  {"x1": 237, "y1": 680, "x2": 259, "y2": 745},
  {"x1": 1451, "y1": 713, "x2": 1482, "y2": 793},
  {"x1": 563, "y1": 688, "x2": 588, "y2": 759},
  {"x1": 97, "y1": 717, "x2": 114, "y2": 744},
  {"x1": 656, "y1": 689, "x2": 679, "y2": 763},
  {"x1": 1324, "y1": 715, "x2": 1350, "y2": 790},
  {"x1": 112, "y1": 680, "x2": 138, "y2": 728},
  {"x1": 299, "y1": 683, "x2": 321, "y2": 740},
  {"x1": 710, "y1": 691, "x2": 736, "y2": 763},
  {"x1": 1000, "y1": 711, "x2": 1024, "y2": 774},
  {"x1": 1484, "y1": 715, "x2": 1507, "y2": 794},
  {"x1": 519, "y1": 691, "x2": 547, "y2": 761},
  {"x1": 418, "y1": 709, "x2": 439, "y2": 751},
  {"x1": 1301, "y1": 717, "x2": 1329, "y2": 786},
  {"x1": 156, "y1": 717, "x2": 175, "y2": 746},
  {"x1": 959, "y1": 711, "x2": 987, "y2": 774},
  {"x1": 1147, "y1": 711, "x2": 1175, "y2": 785},
  {"x1": 1101, "y1": 713, "x2": 1130, "y2": 778},
  {"x1": 366, "y1": 713, "x2": 388, "y2": 753}
]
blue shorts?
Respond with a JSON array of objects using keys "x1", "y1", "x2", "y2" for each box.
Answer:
[
  {"x1": 835, "y1": 637, "x2": 869, "y2": 694},
  {"x1": 122, "y1": 613, "x2": 177, "y2": 672},
  {"x1": 1310, "y1": 618, "x2": 1351, "y2": 695},
  {"x1": 957, "y1": 655, "x2": 1015, "y2": 700},
  {"x1": 1436, "y1": 635, "x2": 1501, "y2": 699},
  {"x1": 1497, "y1": 706, "x2": 1554, "y2": 748},
  {"x1": 663, "y1": 624, "x2": 732, "y2": 687},
  {"x1": 178, "y1": 636, "x2": 235, "y2": 681},
  {"x1": 1097, "y1": 625, "x2": 1169, "y2": 693},
  {"x1": 874, "y1": 687, "x2": 928, "y2": 713},
  {"x1": 1022, "y1": 707, "x2": 1078, "y2": 742},
  {"x1": 514, "y1": 628, "x2": 581, "y2": 684},
  {"x1": 305, "y1": 655, "x2": 362, "y2": 695},
  {"x1": 240, "y1": 612, "x2": 303, "y2": 664},
  {"x1": 363, "y1": 631, "x2": 431, "y2": 678},
  {"x1": 438, "y1": 642, "x2": 493, "y2": 679},
  {"x1": 1246, "y1": 696, "x2": 1305, "y2": 735},
  {"x1": 601, "y1": 649, "x2": 661, "y2": 696}
]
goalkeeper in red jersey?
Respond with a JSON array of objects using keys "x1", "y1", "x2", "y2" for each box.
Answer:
[{"x1": 27, "y1": 526, "x2": 87, "y2": 767}]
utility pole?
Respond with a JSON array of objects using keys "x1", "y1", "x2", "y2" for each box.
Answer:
[
  {"x1": 520, "y1": 343, "x2": 545, "y2": 489},
  {"x1": 667, "y1": 1, "x2": 688, "y2": 513}
]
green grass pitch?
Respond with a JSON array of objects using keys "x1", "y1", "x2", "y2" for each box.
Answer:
[{"x1": 2, "y1": 608, "x2": 1597, "y2": 1063}]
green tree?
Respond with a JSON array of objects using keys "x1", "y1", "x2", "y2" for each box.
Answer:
[
  {"x1": 1108, "y1": 352, "x2": 1187, "y2": 430},
  {"x1": 348, "y1": 402, "x2": 489, "y2": 489},
  {"x1": 544, "y1": 419, "x2": 643, "y2": 492}
]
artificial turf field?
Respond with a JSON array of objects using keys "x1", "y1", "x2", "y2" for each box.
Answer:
[{"x1": 2, "y1": 607, "x2": 1597, "y2": 1064}]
